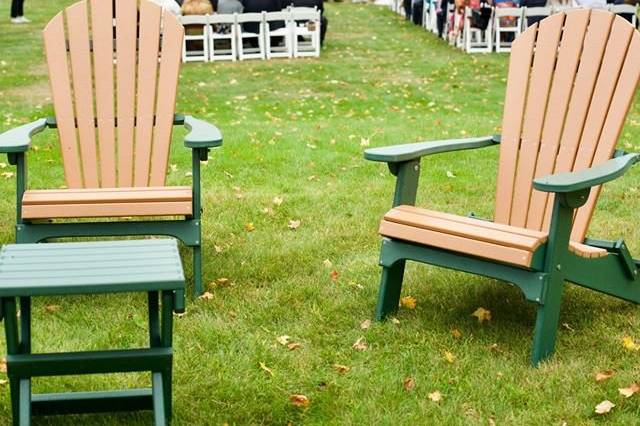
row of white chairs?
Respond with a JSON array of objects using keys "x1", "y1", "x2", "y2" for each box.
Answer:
[
  {"x1": 181, "y1": 8, "x2": 321, "y2": 62},
  {"x1": 390, "y1": 1, "x2": 638, "y2": 53}
]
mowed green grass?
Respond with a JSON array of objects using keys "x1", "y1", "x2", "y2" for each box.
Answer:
[{"x1": 1, "y1": 1, "x2": 640, "y2": 424}]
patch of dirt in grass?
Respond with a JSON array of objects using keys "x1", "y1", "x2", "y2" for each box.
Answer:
[{"x1": 5, "y1": 80, "x2": 51, "y2": 106}]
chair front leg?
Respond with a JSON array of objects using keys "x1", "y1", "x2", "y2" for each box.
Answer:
[
  {"x1": 375, "y1": 259, "x2": 407, "y2": 320},
  {"x1": 191, "y1": 148, "x2": 207, "y2": 297}
]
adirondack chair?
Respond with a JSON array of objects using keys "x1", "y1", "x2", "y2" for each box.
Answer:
[
  {"x1": 0, "y1": 0, "x2": 221, "y2": 296},
  {"x1": 365, "y1": 9, "x2": 640, "y2": 365}
]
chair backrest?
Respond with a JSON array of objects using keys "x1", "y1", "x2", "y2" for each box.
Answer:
[
  {"x1": 495, "y1": 7, "x2": 522, "y2": 17},
  {"x1": 210, "y1": 13, "x2": 236, "y2": 24},
  {"x1": 524, "y1": 6, "x2": 552, "y2": 17},
  {"x1": 494, "y1": 10, "x2": 640, "y2": 243},
  {"x1": 180, "y1": 14, "x2": 209, "y2": 25},
  {"x1": 610, "y1": 4, "x2": 637, "y2": 14},
  {"x1": 265, "y1": 11, "x2": 290, "y2": 21},
  {"x1": 43, "y1": 0, "x2": 184, "y2": 189},
  {"x1": 291, "y1": 9, "x2": 320, "y2": 21},
  {"x1": 290, "y1": 6, "x2": 318, "y2": 13},
  {"x1": 236, "y1": 12, "x2": 263, "y2": 23}
]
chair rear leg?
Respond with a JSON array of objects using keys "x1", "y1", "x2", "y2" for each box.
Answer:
[
  {"x1": 375, "y1": 260, "x2": 406, "y2": 320},
  {"x1": 193, "y1": 245, "x2": 203, "y2": 297},
  {"x1": 531, "y1": 274, "x2": 565, "y2": 365}
]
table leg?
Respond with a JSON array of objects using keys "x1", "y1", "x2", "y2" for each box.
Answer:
[
  {"x1": 148, "y1": 292, "x2": 161, "y2": 347},
  {"x1": 3, "y1": 297, "x2": 23, "y2": 426},
  {"x1": 161, "y1": 291, "x2": 174, "y2": 422},
  {"x1": 19, "y1": 297, "x2": 31, "y2": 354}
]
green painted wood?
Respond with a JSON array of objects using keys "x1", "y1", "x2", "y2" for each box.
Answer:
[
  {"x1": 183, "y1": 115, "x2": 223, "y2": 149},
  {"x1": 390, "y1": 160, "x2": 420, "y2": 207},
  {"x1": 0, "y1": 240, "x2": 184, "y2": 297},
  {"x1": 7, "y1": 348, "x2": 172, "y2": 377},
  {"x1": 374, "y1": 260, "x2": 406, "y2": 320},
  {"x1": 152, "y1": 373, "x2": 166, "y2": 426},
  {"x1": 0, "y1": 119, "x2": 48, "y2": 154},
  {"x1": 364, "y1": 135, "x2": 499, "y2": 163},
  {"x1": 19, "y1": 380, "x2": 30, "y2": 426},
  {"x1": 533, "y1": 153, "x2": 640, "y2": 193},
  {"x1": 31, "y1": 389, "x2": 153, "y2": 415}
]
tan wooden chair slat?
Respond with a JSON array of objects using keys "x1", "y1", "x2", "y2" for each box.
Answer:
[
  {"x1": 66, "y1": 0, "x2": 99, "y2": 188},
  {"x1": 510, "y1": 13, "x2": 565, "y2": 228},
  {"x1": 134, "y1": 0, "x2": 162, "y2": 187},
  {"x1": 43, "y1": 13, "x2": 83, "y2": 188},
  {"x1": 115, "y1": 0, "x2": 138, "y2": 187},
  {"x1": 90, "y1": 0, "x2": 117, "y2": 187},
  {"x1": 22, "y1": 201, "x2": 193, "y2": 220},
  {"x1": 149, "y1": 11, "x2": 183, "y2": 186},
  {"x1": 23, "y1": 186, "x2": 192, "y2": 204},
  {"x1": 494, "y1": 24, "x2": 537, "y2": 224},
  {"x1": 526, "y1": 10, "x2": 591, "y2": 230}
]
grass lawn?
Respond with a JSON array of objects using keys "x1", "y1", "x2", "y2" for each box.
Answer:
[{"x1": 2, "y1": 1, "x2": 640, "y2": 424}]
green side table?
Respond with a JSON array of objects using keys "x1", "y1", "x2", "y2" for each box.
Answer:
[{"x1": 0, "y1": 239, "x2": 186, "y2": 426}]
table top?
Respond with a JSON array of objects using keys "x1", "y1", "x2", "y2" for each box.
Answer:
[{"x1": 0, "y1": 239, "x2": 185, "y2": 297}]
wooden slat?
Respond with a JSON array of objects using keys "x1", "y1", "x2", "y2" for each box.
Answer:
[
  {"x1": 494, "y1": 24, "x2": 537, "y2": 224},
  {"x1": 510, "y1": 13, "x2": 565, "y2": 228},
  {"x1": 572, "y1": 31, "x2": 640, "y2": 242},
  {"x1": 22, "y1": 201, "x2": 193, "y2": 219},
  {"x1": 149, "y1": 11, "x2": 184, "y2": 186},
  {"x1": 541, "y1": 10, "x2": 614, "y2": 231},
  {"x1": 22, "y1": 186, "x2": 192, "y2": 205},
  {"x1": 134, "y1": 0, "x2": 162, "y2": 187},
  {"x1": 43, "y1": 12, "x2": 83, "y2": 188},
  {"x1": 394, "y1": 205, "x2": 548, "y2": 239},
  {"x1": 90, "y1": 0, "x2": 116, "y2": 187},
  {"x1": 66, "y1": 0, "x2": 99, "y2": 188},
  {"x1": 115, "y1": 0, "x2": 138, "y2": 187},
  {"x1": 379, "y1": 220, "x2": 534, "y2": 267},
  {"x1": 569, "y1": 241, "x2": 607, "y2": 259},
  {"x1": 526, "y1": 10, "x2": 591, "y2": 230}
]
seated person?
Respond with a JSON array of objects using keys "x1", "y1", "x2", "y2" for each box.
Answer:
[
  {"x1": 242, "y1": 0, "x2": 284, "y2": 32},
  {"x1": 284, "y1": 0, "x2": 328, "y2": 45},
  {"x1": 218, "y1": 0, "x2": 244, "y2": 13}
]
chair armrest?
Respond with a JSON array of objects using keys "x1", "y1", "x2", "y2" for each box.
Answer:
[
  {"x1": 533, "y1": 153, "x2": 640, "y2": 193},
  {"x1": 363, "y1": 135, "x2": 500, "y2": 163},
  {"x1": 0, "y1": 118, "x2": 49, "y2": 154},
  {"x1": 180, "y1": 115, "x2": 223, "y2": 149}
]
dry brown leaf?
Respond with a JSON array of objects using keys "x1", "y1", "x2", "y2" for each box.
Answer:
[
  {"x1": 443, "y1": 350, "x2": 456, "y2": 364},
  {"x1": 272, "y1": 196, "x2": 284, "y2": 206},
  {"x1": 0, "y1": 379, "x2": 7, "y2": 386},
  {"x1": 471, "y1": 307, "x2": 491, "y2": 323},
  {"x1": 618, "y1": 383, "x2": 640, "y2": 398},
  {"x1": 390, "y1": 317, "x2": 400, "y2": 325},
  {"x1": 214, "y1": 245, "x2": 224, "y2": 253},
  {"x1": 330, "y1": 270, "x2": 339, "y2": 281},
  {"x1": 360, "y1": 319, "x2": 372, "y2": 330},
  {"x1": 332, "y1": 364, "x2": 350, "y2": 374},
  {"x1": 288, "y1": 220, "x2": 301, "y2": 230},
  {"x1": 428, "y1": 390, "x2": 442, "y2": 402},
  {"x1": 290, "y1": 394, "x2": 309, "y2": 408},
  {"x1": 45, "y1": 305, "x2": 61, "y2": 313},
  {"x1": 215, "y1": 277, "x2": 231, "y2": 287},
  {"x1": 594, "y1": 400, "x2": 615, "y2": 415},
  {"x1": 199, "y1": 292, "x2": 214, "y2": 300},
  {"x1": 259, "y1": 362, "x2": 274, "y2": 376},
  {"x1": 287, "y1": 342, "x2": 302, "y2": 351},
  {"x1": 400, "y1": 296, "x2": 417, "y2": 309},
  {"x1": 622, "y1": 336, "x2": 640, "y2": 351},
  {"x1": 322, "y1": 259, "x2": 333, "y2": 268},
  {"x1": 403, "y1": 377, "x2": 415, "y2": 391},
  {"x1": 276, "y1": 335, "x2": 291, "y2": 346},
  {"x1": 451, "y1": 328, "x2": 462, "y2": 339},
  {"x1": 595, "y1": 370, "x2": 614, "y2": 383},
  {"x1": 0, "y1": 358, "x2": 6, "y2": 373},
  {"x1": 244, "y1": 223, "x2": 255, "y2": 232},
  {"x1": 352, "y1": 337, "x2": 368, "y2": 351}
]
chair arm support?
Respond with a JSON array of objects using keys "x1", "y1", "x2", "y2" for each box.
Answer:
[
  {"x1": 179, "y1": 114, "x2": 223, "y2": 150},
  {"x1": 363, "y1": 135, "x2": 500, "y2": 163},
  {"x1": 0, "y1": 118, "x2": 48, "y2": 154},
  {"x1": 533, "y1": 153, "x2": 640, "y2": 194}
]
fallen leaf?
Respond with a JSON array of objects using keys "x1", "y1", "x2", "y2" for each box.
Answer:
[
  {"x1": 215, "y1": 277, "x2": 231, "y2": 287},
  {"x1": 446, "y1": 170, "x2": 456, "y2": 178},
  {"x1": 451, "y1": 328, "x2": 462, "y2": 339},
  {"x1": 622, "y1": 336, "x2": 640, "y2": 351},
  {"x1": 214, "y1": 245, "x2": 224, "y2": 253},
  {"x1": 1, "y1": 171, "x2": 15, "y2": 179},
  {"x1": 287, "y1": 342, "x2": 302, "y2": 350},
  {"x1": 428, "y1": 391, "x2": 443, "y2": 402},
  {"x1": 562, "y1": 322, "x2": 575, "y2": 332},
  {"x1": 0, "y1": 379, "x2": 7, "y2": 386},
  {"x1": 403, "y1": 377, "x2": 415, "y2": 391},
  {"x1": 400, "y1": 296, "x2": 417, "y2": 309},
  {"x1": 199, "y1": 292, "x2": 214, "y2": 300},
  {"x1": 443, "y1": 350, "x2": 456, "y2": 364},
  {"x1": 360, "y1": 137, "x2": 370, "y2": 147},
  {"x1": 390, "y1": 317, "x2": 401, "y2": 325},
  {"x1": 352, "y1": 336, "x2": 367, "y2": 351},
  {"x1": 272, "y1": 196, "x2": 284, "y2": 206},
  {"x1": 0, "y1": 358, "x2": 5, "y2": 373},
  {"x1": 290, "y1": 394, "x2": 309, "y2": 408},
  {"x1": 259, "y1": 362, "x2": 274, "y2": 376},
  {"x1": 488, "y1": 343, "x2": 501, "y2": 353},
  {"x1": 330, "y1": 270, "x2": 339, "y2": 281},
  {"x1": 360, "y1": 319, "x2": 372, "y2": 330},
  {"x1": 322, "y1": 259, "x2": 333, "y2": 268},
  {"x1": 595, "y1": 370, "x2": 614, "y2": 383},
  {"x1": 332, "y1": 364, "x2": 350, "y2": 374},
  {"x1": 45, "y1": 305, "x2": 61, "y2": 313},
  {"x1": 619, "y1": 383, "x2": 640, "y2": 398},
  {"x1": 471, "y1": 307, "x2": 492, "y2": 323},
  {"x1": 244, "y1": 223, "x2": 255, "y2": 232},
  {"x1": 276, "y1": 335, "x2": 291, "y2": 346},
  {"x1": 594, "y1": 400, "x2": 615, "y2": 415},
  {"x1": 288, "y1": 220, "x2": 301, "y2": 230}
]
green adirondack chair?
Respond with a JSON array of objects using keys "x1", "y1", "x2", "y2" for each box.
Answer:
[
  {"x1": 365, "y1": 9, "x2": 640, "y2": 365},
  {"x1": 0, "y1": 0, "x2": 221, "y2": 296}
]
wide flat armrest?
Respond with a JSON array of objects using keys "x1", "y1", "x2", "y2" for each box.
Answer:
[
  {"x1": 0, "y1": 118, "x2": 48, "y2": 153},
  {"x1": 363, "y1": 135, "x2": 500, "y2": 163},
  {"x1": 181, "y1": 115, "x2": 222, "y2": 149},
  {"x1": 533, "y1": 153, "x2": 640, "y2": 193}
]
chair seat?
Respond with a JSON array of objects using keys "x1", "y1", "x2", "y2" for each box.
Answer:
[
  {"x1": 379, "y1": 205, "x2": 606, "y2": 268},
  {"x1": 22, "y1": 186, "x2": 193, "y2": 219}
]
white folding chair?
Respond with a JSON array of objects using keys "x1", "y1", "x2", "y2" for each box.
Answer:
[
  {"x1": 610, "y1": 4, "x2": 637, "y2": 28},
  {"x1": 428, "y1": 1, "x2": 438, "y2": 34},
  {"x1": 522, "y1": 6, "x2": 551, "y2": 30},
  {"x1": 236, "y1": 12, "x2": 266, "y2": 60},
  {"x1": 209, "y1": 13, "x2": 237, "y2": 62},
  {"x1": 291, "y1": 7, "x2": 321, "y2": 58},
  {"x1": 181, "y1": 15, "x2": 210, "y2": 63},
  {"x1": 494, "y1": 7, "x2": 523, "y2": 53},
  {"x1": 423, "y1": 0, "x2": 431, "y2": 31},
  {"x1": 265, "y1": 10, "x2": 293, "y2": 59},
  {"x1": 464, "y1": 6, "x2": 493, "y2": 53}
]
